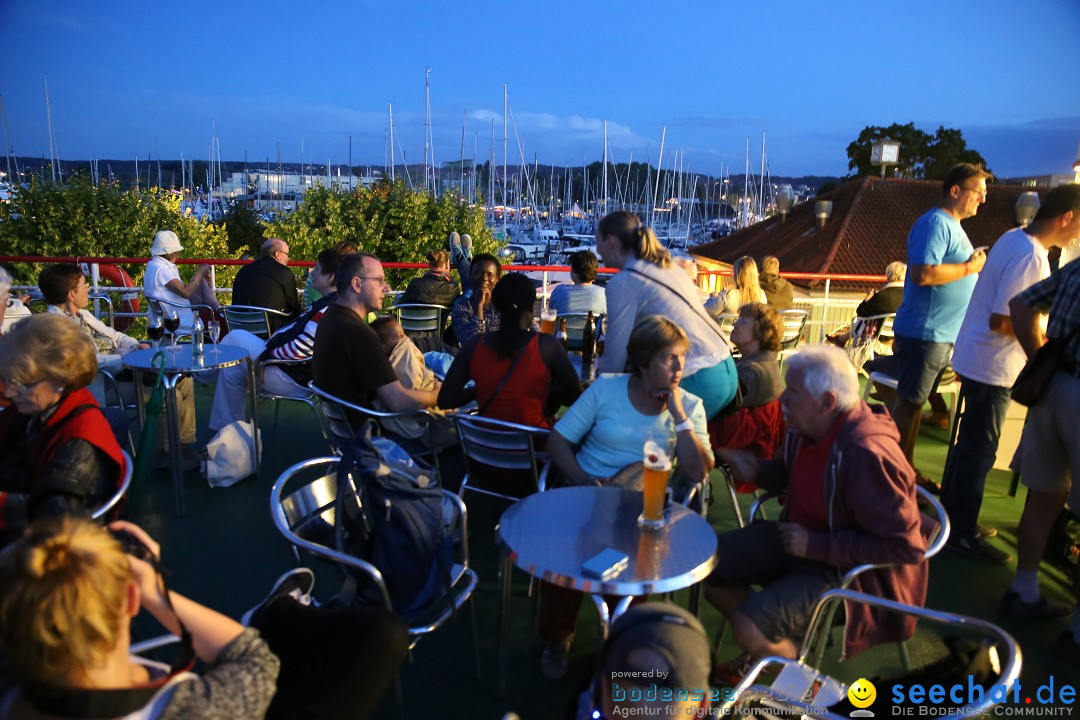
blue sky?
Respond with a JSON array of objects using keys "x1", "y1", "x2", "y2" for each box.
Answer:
[{"x1": 1, "y1": 0, "x2": 1078, "y2": 179}]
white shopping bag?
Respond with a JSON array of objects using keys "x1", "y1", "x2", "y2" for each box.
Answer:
[{"x1": 204, "y1": 420, "x2": 261, "y2": 488}]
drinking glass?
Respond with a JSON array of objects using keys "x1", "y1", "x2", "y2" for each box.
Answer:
[
  {"x1": 639, "y1": 437, "x2": 673, "y2": 531},
  {"x1": 539, "y1": 309, "x2": 557, "y2": 334},
  {"x1": 208, "y1": 320, "x2": 221, "y2": 356},
  {"x1": 147, "y1": 315, "x2": 164, "y2": 350},
  {"x1": 163, "y1": 309, "x2": 180, "y2": 353}
]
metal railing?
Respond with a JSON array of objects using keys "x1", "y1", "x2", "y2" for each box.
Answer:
[{"x1": 2, "y1": 255, "x2": 880, "y2": 343}]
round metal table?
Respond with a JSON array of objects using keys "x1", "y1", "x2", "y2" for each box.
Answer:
[
  {"x1": 124, "y1": 344, "x2": 258, "y2": 516},
  {"x1": 494, "y1": 485, "x2": 718, "y2": 694}
]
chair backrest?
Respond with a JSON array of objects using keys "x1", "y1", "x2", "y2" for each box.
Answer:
[
  {"x1": 393, "y1": 303, "x2": 447, "y2": 335},
  {"x1": 556, "y1": 311, "x2": 603, "y2": 352},
  {"x1": 777, "y1": 309, "x2": 808, "y2": 351},
  {"x1": 453, "y1": 414, "x2": 549, "y2": 501},
  {"x1": 307, "y1": 382, "x2": 435, "y2": 463},
  {"x1": 92, "y1": 449, "x2": 134, "y2": 521},
  {"x1": 725, "y1": 589, "x2": 1022, "y2": 718},
  {"x1": 221, "y1": 305, "x2": 290, "y2": 339},
  {"x1": 714, "y1": 313, "x2": 737, "y2": 336}
]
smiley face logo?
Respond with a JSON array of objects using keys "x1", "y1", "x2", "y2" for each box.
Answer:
[{"x1": 847, "y1": 678, "x2": 876, "y2": 709}]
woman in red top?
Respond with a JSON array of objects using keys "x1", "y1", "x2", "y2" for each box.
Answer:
[
  {"x1": 439, "y1": 273, "x2": 582, "y2": 428},
  {"x1": 0, "y1": 314, "x2": 125, "y2": 537}
]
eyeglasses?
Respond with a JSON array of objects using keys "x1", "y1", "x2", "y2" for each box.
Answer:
[
  {"x1": 358, "y1": 276, "x2": 388, "y2": 285},
  {"x1": 1, "y1": 376, "x2": 42, "y2": 395},
  {"x1": 275, "y1": 249, "x2": 290, "y2": 258},
  {"x1": 960, "y1": 186, "x2": 987, "y2": 198}
]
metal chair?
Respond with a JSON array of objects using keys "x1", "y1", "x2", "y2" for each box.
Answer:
[
  {"x1": 270, "y1": 456, "x2": 481, "y2": 714},
  {"x1": 777, "y1": 309, "x2": 808, "y2": 369},
  {"x1": 720, "y1": 589, "x2": 1021, "y2": 719},
  {"x1": 862, "y1": 368, "x2": 961, "y2": 434},
  {"x1": 453, "y1": 414, "x2": 551, "y2": 504},
  {"x1": 714, "y1": 312, "x2": 738, "y2": 337},
  {"x1": 219, "y1": 304, "x2": 292, "y2": 340},
  {"x1": 555, "y1": 311, "x2": 604, "y2": 352},
  {"x1": 92, "y1": 449, "x2": 134, "y2": 521},
  {"x1": 392, "y1": 303, "x2": 448, "y2": 336},
  {"x1": 307, "y1": 383, "x2": 443, "y2": 475},
  {"x1": 846, "y1": 312, "x2": 895, "y2": 374},
  {"x1": 254, "y1": 357, "x2": 326, "y2": 440},
  {"x1": 146, "y1": 296, "x2": 215, "y2": 340}
]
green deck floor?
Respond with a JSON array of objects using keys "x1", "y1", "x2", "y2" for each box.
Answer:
[{"x1": 121, "y1": 380, "x2": 1078, "y2": 718}]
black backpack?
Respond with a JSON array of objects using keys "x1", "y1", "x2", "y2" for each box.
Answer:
[{"x1": 333, "y1": 421, "x2": 453, "y2": 618}]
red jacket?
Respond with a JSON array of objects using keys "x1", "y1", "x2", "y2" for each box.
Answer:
[
  {"x1": 757, "y1": 400, "x2": 930, "y2": 657},
  {"x1": 0, "y1": 388, "x2": 125, "y2": 527}
]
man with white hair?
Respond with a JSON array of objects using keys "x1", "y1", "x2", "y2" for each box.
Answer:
[{"x1": 705, "y1": 344, "x2": 928, "y2": 683}]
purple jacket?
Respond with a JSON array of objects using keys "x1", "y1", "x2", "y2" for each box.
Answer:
[{"x1": 757, "y1": 400, "x2": 930, "y2": 657}]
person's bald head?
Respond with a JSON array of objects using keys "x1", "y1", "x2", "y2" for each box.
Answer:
[{"x1": 263, "y1": 238, "x2": 290, "y2": 265}]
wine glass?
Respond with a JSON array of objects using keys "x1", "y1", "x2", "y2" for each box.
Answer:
[
  {"x1": 208, "y1": 319, "x2": 221, "y2": 356},
  {"x1": 147, "y1": 315, "x2": 164, "y2": 350},
  {"x1": 163, "y1": 309, "x2": 180, "y2": 353}
]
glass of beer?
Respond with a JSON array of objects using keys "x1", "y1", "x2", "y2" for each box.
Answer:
[
  {"x1": 639, "y1": 439, "x2": 672, "y2": 530},
  {"x1": 540, "y1": 308, "x2": 557, "y2": 334}
]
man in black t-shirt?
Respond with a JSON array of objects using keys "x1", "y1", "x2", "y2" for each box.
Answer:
[{"x1": 312, "y1": 253, "x2": 441, "y2": 413}]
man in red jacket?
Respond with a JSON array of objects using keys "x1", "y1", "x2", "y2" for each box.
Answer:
[{"x1": 705, "y1": 344, "x2": 929, "y2": 682}]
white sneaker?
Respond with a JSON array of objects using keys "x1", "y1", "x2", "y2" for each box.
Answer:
[{"x1": 241, "y1": 568, "x2": 316, "y2": 626}]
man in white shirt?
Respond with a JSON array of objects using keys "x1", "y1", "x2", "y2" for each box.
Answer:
[{"x1": 941, "y1": 184, "x2": 1080, "y2": 564}]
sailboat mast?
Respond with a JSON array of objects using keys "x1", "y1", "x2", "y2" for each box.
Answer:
[
  {"x1": 602, "y1": 120, "x2": 608, "y2": 217},
  {"x1": 44, "y1": 75, "x2": 59, "y2": 182},
  {"x1": 759, "y1": 132, "x2": 766, "y2": 220},
  {"x1": 502, "y1": 83, "x2": 508, "y2": 239},
  {"x1": 423, "y1": 69, "x2": 431, "y2": 194},
  {"x1": 388, "y1": 102, "x2": 395, "y2": 182},
  {"x1": 0, "y1": 95, "x2": 15, "y2": 183},
  {"x1": 651, "y1": 127, "x2": 667, "y2": 228}
]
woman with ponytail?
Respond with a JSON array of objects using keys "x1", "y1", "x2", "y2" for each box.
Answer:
[
  {"x1": 594, "y1": 211, "x2": 738, "y2": 418},
  {"x1": 439, "y1": 272, "x2": 582, "y2": 428},
  {"x1": 0, "y1": 517, "x2": 279, "y2": 719}
]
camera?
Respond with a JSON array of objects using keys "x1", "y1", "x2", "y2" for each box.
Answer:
[{"x1": 109, "y1": 529, "x2": 154, "y2": 561}]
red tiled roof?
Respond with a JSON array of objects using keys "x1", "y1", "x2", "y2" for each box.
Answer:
[{"x1": 691, "y1": 177, "x2": 1043, "y2": 289}]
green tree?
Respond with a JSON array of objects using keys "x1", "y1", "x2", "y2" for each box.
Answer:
[
  {"x1": 217, "y1": 201, "x2": 266, "y2": 257},
  {"x1": 265, "y1": 179, "x2": 495, "y2": 290},
  {"x1": 846, "y1": 122, "x2": 988, "y2": 180},
  {"x1": 0, "y1": 175, "x2": 237, "y2": 289}
]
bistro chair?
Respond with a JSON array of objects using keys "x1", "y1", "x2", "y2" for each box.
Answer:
[
  {"x1": 219, "y1": 304, "x2": 292, "y2": 340},
  {"x1": 862, "y1": 367, "x2": 960, "y2": 435},
  {"x1": 145, "y1": 296, "x2": 215, "y2": 340},
  {"x1": 392, "y1": 303, "x2": 448, "y2": 336},
  {"x1": 555, "y1": 311, "x2": 604, "y2": 352},
  {"x1": 92, "y1": 449, "x2": 134, "y2": 521},
  {"x1": 777, "y1": 309, "x2": 808, "y2": 370},
  {"x1": 254, "y1": 357, "x2": 326, "y2": 441},
  {"x1": 308, "y1": 383, "x2": 443, "y2": 476},
  {"x1": 713, "y1": 484, "x2": 949, "y2": 668},
  {"x1": 721, "y1": 588, "x2": 1021, "y2": 718},
  {"x1": 846, "y1": 312, "x2": 895, "y2": 375},
  {"x1": 270, "y1": 456, "x2": 481, "y2": 716},
  {"x1": 453, "y1": 415, "x2": 551, "y2": 504}
]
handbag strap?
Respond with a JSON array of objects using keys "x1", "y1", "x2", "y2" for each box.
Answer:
[
  {"x1": 621, "y1": 267, "x2": 734, "y2": 352},
  {"x1": 476, "y1": 336, "x2": 533, "y2": 416}
]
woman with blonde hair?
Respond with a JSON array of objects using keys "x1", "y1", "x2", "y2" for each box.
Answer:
[
  {"x1": 706, "y1": 255, "x2": 768, "y2": 316},
  {"x1": 0, "y1": 314, "x2": 126, "y2": 536},
  {"x1": 594, "y1": 211, "x2": 737, "y2": 418},
  {"x1": 0, "y1": 517, "x2": 279, "y2": 718}
]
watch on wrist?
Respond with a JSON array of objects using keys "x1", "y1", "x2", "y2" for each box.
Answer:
[{"x1": 674, "y1": 417, "x2": 693, "y2": 433}]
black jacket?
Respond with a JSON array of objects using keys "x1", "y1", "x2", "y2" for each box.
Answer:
[
  {"x1": 231, "y1": 256, "x2": 300, "y2": 332},
  {"x1": 399, "y1": 271, "x2": 461, "y2": 308}
]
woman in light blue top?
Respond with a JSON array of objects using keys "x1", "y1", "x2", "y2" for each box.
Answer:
[{"x1": 547, "y1": 314, "x2": 713, "y2": 485}]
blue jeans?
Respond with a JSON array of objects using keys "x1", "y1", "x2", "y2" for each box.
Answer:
[{"x1": 940, "y1": 376, "x2": 1012, "y2": 539}]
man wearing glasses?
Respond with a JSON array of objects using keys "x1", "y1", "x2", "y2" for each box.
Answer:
[
  {"x1": 231, "y1": 237, "x2": 300, "y2": 332},
  {"x1": 889, "y1": 163, "x2": 991, "y2": 488},
  {"x1": 312, "y1": 253, "x2": 440, "y2": 417}
]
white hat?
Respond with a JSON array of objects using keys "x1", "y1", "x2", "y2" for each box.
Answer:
[{"x1": 151, "y1": 230, "x2": 183, "y2": 256}]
